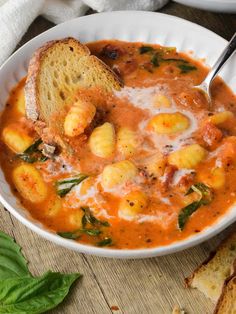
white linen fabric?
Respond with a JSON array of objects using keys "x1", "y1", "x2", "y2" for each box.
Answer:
[{"x1": 0, "y1": 0, "x2": 168, "y2": 65}]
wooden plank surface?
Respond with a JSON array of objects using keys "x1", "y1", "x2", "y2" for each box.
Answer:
[{"x1": 1, "y1": 2, "x2": 236, "y2": 313}]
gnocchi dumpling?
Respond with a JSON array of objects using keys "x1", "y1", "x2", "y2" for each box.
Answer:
[
  {"x1": 148, "y1": 112, "x2": 189, "y2": 134},
  {"x1": 199, "y1": 167, "x2": 225, "y2": 189},
  {"x1": 119, "y1": 190, "x2": 147, "y2": 219},
  {"x1": 101, "y1": 160, "x2": 138, "y2": 189},
  {"x1": 168, "y1": 144, "x2": 206, "y2": 169},
  {"x1": 12, "y1": 164, "x2": 47, "y2": 203},
  {"x1": 152, "y1": 94, "x2": 171, "y2": 108},
  {"x1": 117, "y1": 127, "x2": 139, "y2": 157},
  {"x1": 80, "y1": 177, "x2": 95, "y2": 196},
  {"x1": 64, "y1": 99, "x2": 96, "y2": 137},
  {"x1": 142, "y1": 153, "x2": 166, "y2": 177},
  {"x1": 69, "y1": 209, "x2": 84, "y2": 227},
  {"x1": 208, "y1": 111, "x2": 234, "y2": 125},
  {"x1": 89, "y1": 122, "x2": 115, "y2": 158},
  {"x1": 46, "y1": 196, "x2": 62, "y2": 217},
  {"x1": 2, "y1": 125, "x2": 33, "y2": 153},
  {"x1": 15, "y1": 88, "x2": 26, "y2": 115}
]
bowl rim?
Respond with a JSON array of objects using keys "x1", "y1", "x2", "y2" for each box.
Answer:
[{"x1": 0, "y1": 10, "x2": 235, "y2": 259}]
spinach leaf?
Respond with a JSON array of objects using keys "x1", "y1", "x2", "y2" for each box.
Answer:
[
  {"x1": 96, "y1": 238, "x2": 113, "y2": 247},
  {"x1": 81, "y1": 207, "x2": 110, "y2": 228},
  {"x1": 80, "y1": 229, "x2": 101, "y2": 236},
  {"x1": 57, "y1": 231, "x2": 80, "y2": 240},
  {"x1": 56, "y1": 174, "x2": 88, "y2": 197},
  {"x1": 0, "y1": 231, "x2": 31, "y2": 280},
  {"x1": 178, "y1": 201, "x2": 201, "y2": 231},
  {"x1": 150, "y1": 54, "x2": 159, "y2": 67},
  {"x1": 178, "y1": 183, "x2": 212, "y2": 230},
  {"x1": 0, "y1": 271, "x2": 80, "y2": 314},
  {"x1": 178, "y1": 64, "x2": 197, "y2": 73},
  {"x1": 139, "y1": 46, "x2": 154, "y2": 54},
  {"x1": 18, "y1": 139, "x2": 48, "y2": 164}
]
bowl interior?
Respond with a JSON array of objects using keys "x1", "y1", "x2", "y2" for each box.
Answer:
[{"x1": 0, "y1": 11, "x2": 235, "y2": 258}]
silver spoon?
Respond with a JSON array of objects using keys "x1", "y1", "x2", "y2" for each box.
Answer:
[{"x1": 195, "y1": 32, "x2": 236, "y2": 104}]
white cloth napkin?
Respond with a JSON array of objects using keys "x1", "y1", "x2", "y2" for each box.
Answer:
[{"x1": 0, "y1": 0, "x2": 168, "y2": 65}]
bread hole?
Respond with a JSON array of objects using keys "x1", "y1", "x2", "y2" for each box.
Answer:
[
  {"x1": 53, "y1": 80, "x2": 58, "y2": 87},
  {"x1": 47, "y1": 91, "x2": 51, "y2": 101},
  {"x1": 72, "y1": 75, "x2": 81, "y2": 84},
  {"x1": 50, "y1": 61, "x2": 54, "y2": 66},
  {"x1": 63, "y1": 60, "x2": 67, "y2": 66},
  {"x1": 69, "y1": 46, "x2": 74, "y2": 52},
  {"x1": 211, "y1": 285, "x2": 216, "y2": 290},
  {"x1": 59, "y1": 90, "x2": 66, "y2": 100},
  {"x1": 65, "y1": 75, "x2": 70, "y2": 85},
  {"x1": 54, "y1": 70, "x2": 59, "y2": 78}
]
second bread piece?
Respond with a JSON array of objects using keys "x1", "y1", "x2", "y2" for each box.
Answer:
[{"x1": 185, "y1": 232, "x2": 236, "y2": 302}]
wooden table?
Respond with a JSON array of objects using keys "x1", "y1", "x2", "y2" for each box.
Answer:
[{"x1": 1, "y1": 2, "x2": 236, "y2": 313}]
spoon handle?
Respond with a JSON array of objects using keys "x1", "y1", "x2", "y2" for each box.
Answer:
[{"x1": 204, "y1": 32, "x2": 236, "y2": 87}]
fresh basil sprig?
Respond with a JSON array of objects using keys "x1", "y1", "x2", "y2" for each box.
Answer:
[
  {"x1": 178, "y1": 64, "x2": 197, "y2": 74},
  {"x1": 56, "y1": 174, "x2": 88, "y2": 197},
  {"x1": 18, "y1": 139, "x2": 48, "y2": 164},
  {"x1": 96, "y1": 238, "x2": 113, "y2": 247},
  {"x1": 0, "y1": 231, "x2": 80, "y2": 313},
  {"x1": 178, "y1": 183, "x2": 212, "y2": 231},
  {"x1": 81, "y1": 206, "x2": 110, "y2": 228}
]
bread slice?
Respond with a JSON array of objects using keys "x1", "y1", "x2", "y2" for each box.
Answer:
[
  {"x1": 185, "y1": 232, "x2": 236, "y2": 302},
  {"x1": 214, "y1": 260, "x2": 236, "y2": 314},
  {"x1": 25, "y1": 37, "x2": 122, "y2": 149}
]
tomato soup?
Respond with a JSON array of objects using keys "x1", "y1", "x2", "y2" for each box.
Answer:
[{"x1": 1, "y1": 40, "x2": 236, "y2": 249}]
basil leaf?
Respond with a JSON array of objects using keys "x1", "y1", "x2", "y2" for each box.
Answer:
[
  {"x1": 0, "y1": 231, "x2": 30, "y2": 280},
  {"x1": 178, "y1": 64, "x2": 197, "y2": 73},
  {"x1": 57, "y1": 232, "x2": 80, "y2": 240},
  {"x1": 0, "y1": 271, "x2": 80, "y2": 314},
  {"x1": 151, "y1": 54, "x2": 159, "y2": 67},
  {"x1": 81, "y1": 207, "x2": 110, "y2": 228},
  {"x1": 18, "y1": 154, "x2": 38, "y2": 164},
  {"x1": 178, "y1": 201, "x2": 201, "y2": 231},
  {"x1": 23, "y1": 139, "x2": 42, "y2": 154},
  {"x1": 139, "y1": 46, "x2": 154, "y2": 54},
  {"x1": 80, "y1": 229, "x2": 101, "y2": 236},
  {"x1": 186, "y1": 182, "x2": 212, "y2": 202},
  {"x1": 96, "y1": 238, "x2": 113, "y2": 247},
  {"x1": 56, "y1": 174, "x2": 88, "y2": 197}
]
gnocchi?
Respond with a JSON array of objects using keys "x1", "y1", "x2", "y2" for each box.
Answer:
[
  {"x1": 152, "y1": 94, "x2": 171, "y2": 108},
  {"x1": 46, "y1": 196, "x2": 62, "y2": 217},
  {"x1": 168, "y1": 144, "x2": 206, "y2": 169},
  {"x1": 142, "y1": 153, "x2": 166, "y2": 177},
  {"x1": 12, "y1": 164, "x2": 47, "y2": 203},
  {"x1": 2, "y1": 125, "x2": 33, "y2": 153},
  {"x1": 89, "y1": 122, "x2": 115, "y2": 158},
  {"x1": 101, "y1": 160, "x2": 138, "y2": 189},
  {"x1": 119, "y1": 190, "x2": 147, "y2": 219},
  {"x1": 69, "y1": 209, "x2": 84, "y2": 227},
  {"x1": 148, "y1": 112, "x2": 189, "y2": 134},
  {"x1": 64, "y1": 99, "x2": 96, "y2": 137},
  {"x1": 208, "y1": 111, "x2": 234, "y2": 125},
  {"x1": 15, "y1": 88, "x2": 26, "y2": 115},
  {"x1": 199, "y1": 167, "x2": 226, "y2": 189},
  {"x1": 117, "y1": 127, "x2": 139, "y2": 157}
]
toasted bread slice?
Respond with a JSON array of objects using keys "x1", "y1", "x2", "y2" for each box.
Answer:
[
  {"x1": 185, "y1": 232, "x2": 236, "y2": 302},
  {"x1": 214, "y1": 260, "x2": 236, "y2": 314},
  {"x1": 25, "y1": 37, "x2": 122, "y2": 149}
]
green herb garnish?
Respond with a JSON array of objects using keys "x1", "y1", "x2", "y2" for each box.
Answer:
[
  {"x1": 80, "y1": 229, "x2": 102, "y2": 236},
  {"x1": 139, "y1": 46, "x2": 154, "y2": 54},
  {"x1": 81, "y1": 206, "x2": 110, "y2": 228},
  {"x1": 0, "y1": 231, "x2": 80, "y2": 313},
  {"x1": 56, "y1": 174, "x2": 88, "y2": 197},
  {"x1": 150, "y1": 53, "x2": 160, "y2": 67},
  {"x1": 18, "y1": 139, "x2": 48, "y2": 164},
  {"x1": 178, "y1": 64, "x2": 197, "y2": 73},
  {"x1": 57, "y1": 231, "x2": 80, "y2": 239},
  {"x1": 96, "y1": 237, "x2": 113, "y2": 247},
  {"x1": 178, "y1": 183, "x2": 212, "y2": 230}
]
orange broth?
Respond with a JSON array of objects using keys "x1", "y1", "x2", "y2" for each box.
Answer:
[{"x1": 1, "y1": 40, "x2": 236, "y2": 249}]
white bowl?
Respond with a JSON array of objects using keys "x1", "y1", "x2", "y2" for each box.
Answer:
[
  {"x1": 173, "y1": 0, "x2": 236, "y2": 13},
  {"x1": 0, "y1": 11, "x2": 235, "y2": 258}
]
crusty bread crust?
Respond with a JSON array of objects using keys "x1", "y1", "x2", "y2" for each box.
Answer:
[
  {"x1": 24, "y1": 37, "x2": 122, "y2": 150},
  {"x1": 185, "y1": 231, "x2": 236, "y2": 302},
  {"x1": 213, "y1": 260, "x2": 236, "y2": 314}
]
